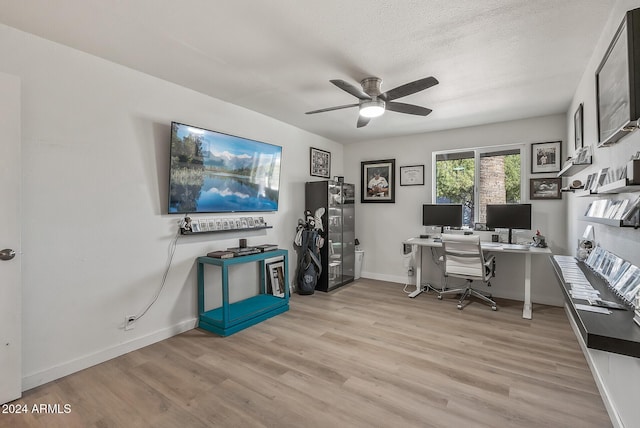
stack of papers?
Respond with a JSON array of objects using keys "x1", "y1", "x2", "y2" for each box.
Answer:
[{"x1": 553, "y1": 255, "x2": 610, "y2": 314}]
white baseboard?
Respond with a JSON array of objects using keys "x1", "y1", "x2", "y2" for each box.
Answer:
[
  {"x1": 22, "y1": 318, "x2": 198, "y2": 391},
  {"x1": 360, "y1": 271, "x2": 410, "y2": 284},
  {"x1": 563, "y1": 304, "x2": 621, "y2": 428}
]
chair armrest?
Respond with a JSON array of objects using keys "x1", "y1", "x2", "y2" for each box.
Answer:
[{"x1": 484, "y1": 255, "x2": 496, "y2": 278}]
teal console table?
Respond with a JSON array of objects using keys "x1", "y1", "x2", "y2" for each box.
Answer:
[{"x1": 197, "y1": 249, "x2": 289, "y2": 336}]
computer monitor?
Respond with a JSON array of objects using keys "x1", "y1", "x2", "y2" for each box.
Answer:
[
  {"x1": 422, "y1": 204, "x2": 463, "y2": 233},
  {"x1": 486, "y1": 204, "x2": 532, "y2": 244}
]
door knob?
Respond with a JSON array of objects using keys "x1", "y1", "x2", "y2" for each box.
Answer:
[{"x1": 0, "y1": 249, "x2": 16, "y2": 261}]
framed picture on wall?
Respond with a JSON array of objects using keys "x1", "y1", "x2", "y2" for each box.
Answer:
[
  {"x1": 361, "y1": 159, "x2": 395, "y2": 203},
  {"x1": 531, "y1": 141, "x2": 562, "y2": 174},
  {"x1": 530, "y1": 177, "x2": 562, "y2": 200},
  {"x1": 310, "y1": 147, "x2": 331, "y2": 178},
  {"x1": 596, "y1": 8, "x2": 640, "y2": 147},
  {"x1": 399, "y1": 165, "x2": 425, "y2": 186},
  {"x1": 574, "y1": 103, "x2": 584, "y2": 150}
]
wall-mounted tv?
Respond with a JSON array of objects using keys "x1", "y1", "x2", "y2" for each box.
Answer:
[{"x1": 168, "y1": 122, "x2": 282, "y2": 214}]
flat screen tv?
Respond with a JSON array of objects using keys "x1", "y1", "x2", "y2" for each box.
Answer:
[{"x1": 168, "y1": 122, "x2": 282, "y2": 214}]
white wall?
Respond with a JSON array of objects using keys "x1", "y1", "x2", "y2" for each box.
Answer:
[
  {"x1": 564, "y1": 1, "x2": 640, "y2": 426},
  {"x1": 0, "y1": 23, "x2": 344, "y2": 390},
  {"x1": 344, "y1": 114, "x2": 568, "y2": 305}
]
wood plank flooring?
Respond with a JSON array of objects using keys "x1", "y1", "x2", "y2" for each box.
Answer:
[{"x1": 1, "y1": 279, "x2": 611, "y2": 427}]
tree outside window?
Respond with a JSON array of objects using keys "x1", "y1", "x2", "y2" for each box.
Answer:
[{"x1": 436, "y1": 147, "x2": 522, "y2": 228}]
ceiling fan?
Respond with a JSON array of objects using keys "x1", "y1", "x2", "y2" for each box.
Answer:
[{"x1": 305, "y1": 76, "x2": 438, "y2": 128}]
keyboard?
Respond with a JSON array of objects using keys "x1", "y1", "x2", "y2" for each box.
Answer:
[{"x1": 481, "y1": 242, "x2": 503, "y2": 248}]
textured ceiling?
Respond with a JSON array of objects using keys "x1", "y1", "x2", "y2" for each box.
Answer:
[{"x1": 0, "y1": 0, "x2": 616, "y2": 144}]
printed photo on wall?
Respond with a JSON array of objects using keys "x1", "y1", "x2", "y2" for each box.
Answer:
[
  {"x1": 531, "y1": 141, "x2": 562, "y2": 173},
  {"x1": 310, "y1": 147, "x2": 331, "y2": 178},
  {"x1": 361, "y1": 159, "x2": 395, "y2": 203},
  {"x1": 530, "y1": 177, "x2": 562, "y2": 200}
]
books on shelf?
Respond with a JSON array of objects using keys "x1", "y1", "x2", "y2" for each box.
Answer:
[
  {"x1": 622, "y1": 196, "x2": 640, "y2": 221},
  {"x1": 207, "y1": 250, "x2": 235, "y2": 259},
  {"x1": 227, "y1": 246, "x2": 261, "y2": 256},
  {"x1": 585, "y1": 198, "x2": 633, "y2": 220},
  {"x1": 255, "y1": 244, "x2": 278, "y2": 252}
]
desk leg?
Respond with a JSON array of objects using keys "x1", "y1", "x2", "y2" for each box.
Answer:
[
  {"x1": 523, "y1": 253, "x2": 532, "y2": 319},
  {"x1": 408, "y1": 244, "x2": 424, "y2": 298}
]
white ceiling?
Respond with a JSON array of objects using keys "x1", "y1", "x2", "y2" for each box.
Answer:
[{"x1": 0, "y1": 0, "x2": 616, "y2": 144}]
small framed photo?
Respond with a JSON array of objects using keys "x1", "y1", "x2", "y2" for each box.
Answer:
[
  {"x1": 266, "y1": 261, "x2": 286, "y2": 298},
  {"x1": 361, "y1": 159, "x2": 395, "y2": 203},
  {"x1": 531, "y1": 141, "x2": 562, "y2": 173},
  {"x1": 583, "y1": 174, "x2": 594, "y2": 191},
  {"x1": 574, "y1": 103, "x2": 584, "y2": 151},
  {"x1": 247, "y1": 217, "x2": 255, "y2": 227},
  {"x1": 592, "y1": 167, "x2": 610, "y2": 191},
  {"x1": 530, "y1": 177, "x2": 562, "y2": 200},
  {"x1": 399, "y1": 165, "x2": 425, "y2": 186},
  {"x1": 310, "y1": 147, "x2": 331, "y2": 178}
]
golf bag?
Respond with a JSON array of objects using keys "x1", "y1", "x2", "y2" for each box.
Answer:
[{"x1": 297, "y1": 229, "x2": 322, "y2": 295}]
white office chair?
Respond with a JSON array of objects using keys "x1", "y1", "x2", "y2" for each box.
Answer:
[{"x1": 437, "y1": 234, "x2": 497, "y2": 311}]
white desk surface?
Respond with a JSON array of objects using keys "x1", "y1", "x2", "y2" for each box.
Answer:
[{"x1": 403, "y1": 237, "x2": 552, "y2": 255}]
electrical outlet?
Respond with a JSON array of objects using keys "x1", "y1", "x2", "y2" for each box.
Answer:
[
  {"x1": 408, "y1": 267, "x2": 415, "y2": 276},
  {"x1": 124, "y1": 315, "x2": 136, "y2": 331}
]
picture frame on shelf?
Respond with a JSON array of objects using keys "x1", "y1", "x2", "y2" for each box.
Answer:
[
  {"x1": 583, "y1": 173, "x2": 594, "y2": 191},
  {"x1": 531, "y1": 141, "x2": 562, "y2": 173},
  {"x1": 593, "y1": 167, "x2": 610, "y2": 191},
  {"x1": 361, "y1": 159, "x2": 395, "y2": 203},
  {"x1": 399, "y1": 165, "x2": 425, "y2": 186},
  {"x1": 266, "y1": 260, "x2": 286, "y2": 298},
  {"x1": 530, "y1": 177, "x2": 562, "y2": 200},
  {"x1": 574, "y1": 103, "x2": 584, "y2": 150},
  {"x1": 310, "y1": 147, "x2": 331, "y2": 178}
]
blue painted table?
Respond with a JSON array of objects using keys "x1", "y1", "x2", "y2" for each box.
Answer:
[{"x1": 197, "y1": 249, "x2": 289, "y2": 336}]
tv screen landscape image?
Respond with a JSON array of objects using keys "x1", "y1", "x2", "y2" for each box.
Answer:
[{"x1": 168, "y1": 122, "x2": 282, "y2": 214}]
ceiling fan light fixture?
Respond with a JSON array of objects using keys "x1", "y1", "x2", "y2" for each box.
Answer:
[{"x1": 359, "y1": 99, "x2": 385, "y2": 118}]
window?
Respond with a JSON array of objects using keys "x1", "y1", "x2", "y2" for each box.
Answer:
[{"x1": 434, "y1": 145, "x2": 523, "y2": 228}]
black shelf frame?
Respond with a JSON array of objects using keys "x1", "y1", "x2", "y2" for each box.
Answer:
[
  {"x1": 551, "y1": 257, "x2": 640, "y2": 358},
  {"x1": 181, "y1": 226, "x2": 272, "y2": 235}
]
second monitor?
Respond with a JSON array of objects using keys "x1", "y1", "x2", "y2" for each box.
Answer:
[
  {"x1": 486, "y1": 203, "x2": 532, "y2": 244},
  {"x1": 422, "y1": 204, "x2": 463, "y2": 233}
]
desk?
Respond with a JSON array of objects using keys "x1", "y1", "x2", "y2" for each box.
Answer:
[{"x1": 403, "y1": 237, "x2": 552, "y2": 319}]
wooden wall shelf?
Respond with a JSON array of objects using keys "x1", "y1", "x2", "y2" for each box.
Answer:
[
  {"x1": 597, "y1": 178, "x2": 640, "y2": 194},
  {"x1": 557, "y1": 160, "x2": 592, "y2": 177}
]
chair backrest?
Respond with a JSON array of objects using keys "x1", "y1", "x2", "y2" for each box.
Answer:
[{"x1": 441, "y1": 234, "x2": 486, "y2": 279}]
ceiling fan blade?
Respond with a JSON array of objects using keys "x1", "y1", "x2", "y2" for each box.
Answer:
[
  {"x1": 305, "y1": 103, "x2": 359, "y2": 114},
  {"x1": 357, "y1": 115, "x2": 371, "y2": 128},
  {"x1": 386, "y1": 102, "x2": 432, "y2": 116},
  {"x1": 381, "y1": 76, "x2": 439, "y2": 101},
  {"x1": 330, "y1": 79, "x2": 371, "y2": 100}
]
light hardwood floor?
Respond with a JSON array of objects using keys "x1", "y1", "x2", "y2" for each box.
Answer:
[{"x1": 1, "y1": 279, "x2": 611, "y2": 427}]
